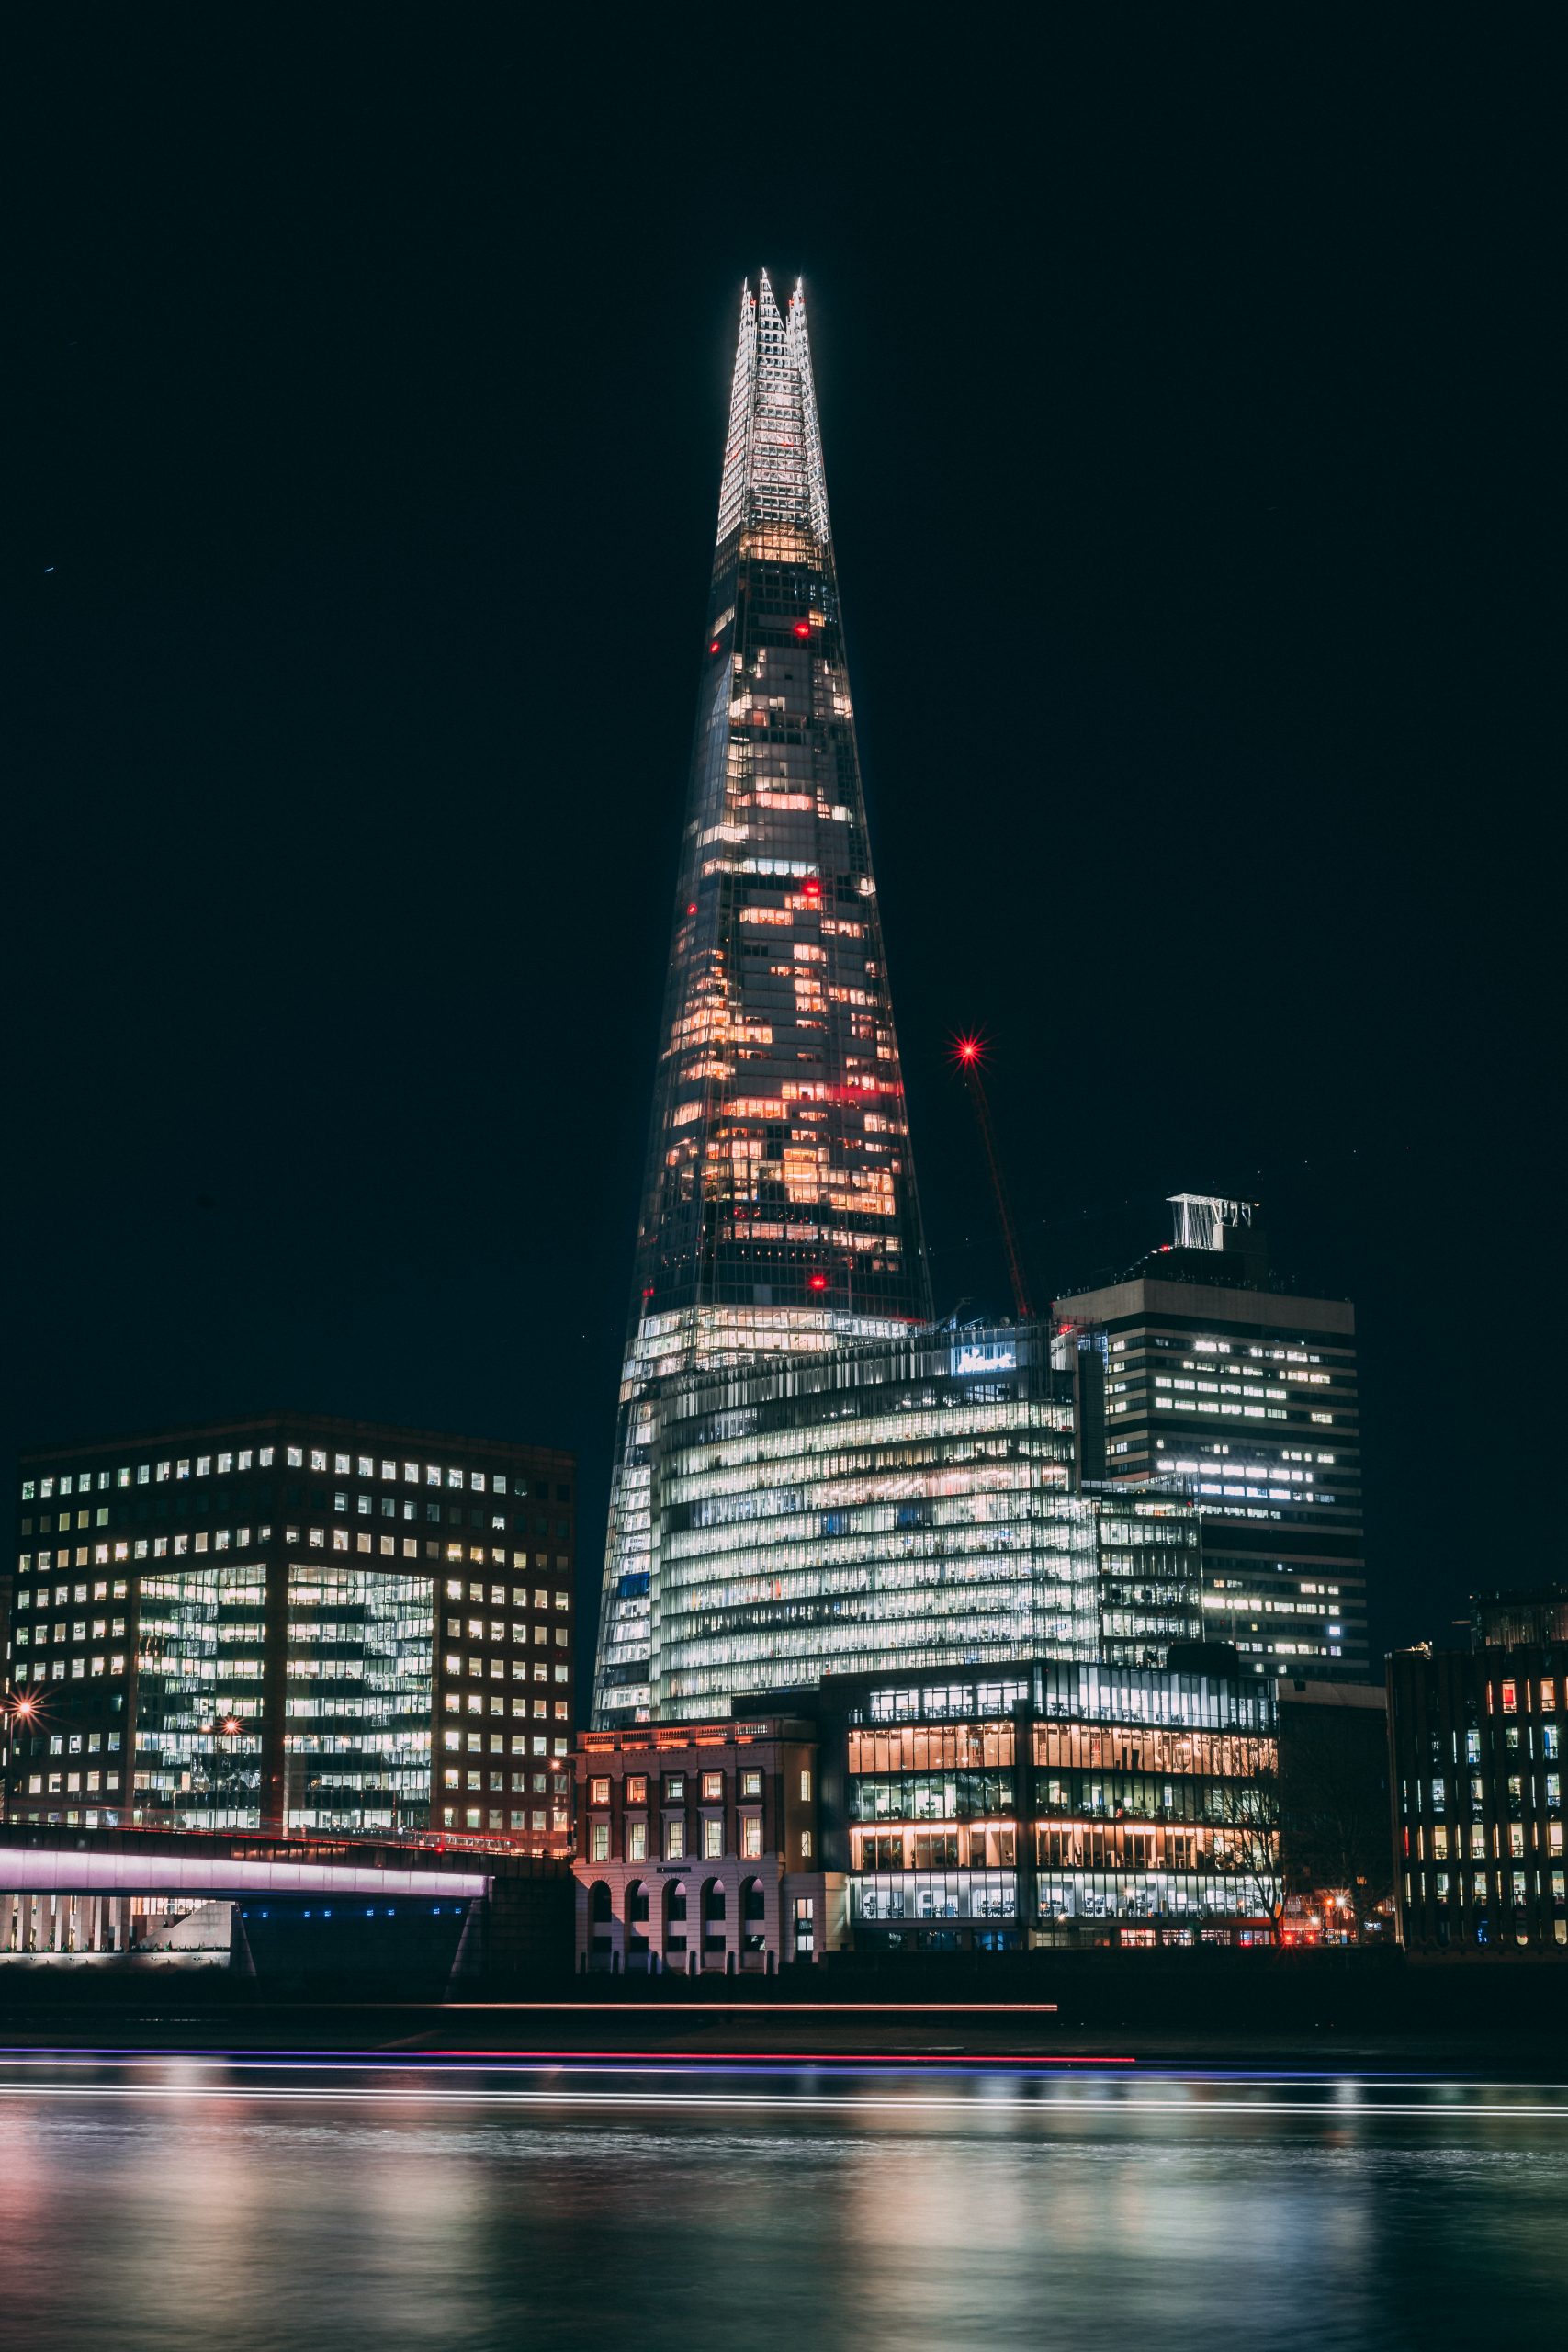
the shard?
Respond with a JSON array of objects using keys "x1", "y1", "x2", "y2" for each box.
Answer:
[{"x1": 592, "y1": 273, "x2": 931, "y2": 1723}]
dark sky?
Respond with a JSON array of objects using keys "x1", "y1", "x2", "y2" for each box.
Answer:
[{"x1": 10, "y1": 19, "x2": 1547, "y2": 1690}]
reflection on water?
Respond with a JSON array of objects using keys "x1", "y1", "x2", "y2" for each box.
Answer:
[{"x1": 1, "y1": 2064, "x2": 1564, "y2": 2349}]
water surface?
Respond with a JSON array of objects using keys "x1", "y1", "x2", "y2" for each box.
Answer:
[{"x1": 2, "y1": 2057, "x2": 1562, "y2": 2349}]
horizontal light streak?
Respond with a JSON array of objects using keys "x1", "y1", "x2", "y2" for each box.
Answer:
[{"x1": 0, "y1": 2080, "x2": 1564, "y2": 2120}]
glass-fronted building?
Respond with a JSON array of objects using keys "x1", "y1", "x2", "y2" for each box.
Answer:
[
  {"x1": 6, "y1": 1414, "x2": 576, "y2": 1850},
  {"x1": 644, "y1": 1321, "x2": 1201, "y2": 1718},
  {"x1": 819, "y1": 1660, "x2": 1280, "y2": 1951},
  {"x1": 594, "y1": 273, "x2": 932, "y2": 1724}
]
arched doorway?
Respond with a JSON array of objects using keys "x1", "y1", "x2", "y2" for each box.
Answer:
[
  {"x1": 626, "y1": 1880, "x2": 649, "y2": 1971},
  {"x1": 588, "y1": 1880, "x2": 613, "y2": 1972},
  {"x1": 663, "y1": 1876, "x2": 689, "y2": 1970},
  {"x1": 701, "y1": 1877, "x2": 727, "y2": 1969},
  {"x1": 741, "y1": 1875, "x2": 767, "y2": 1966}
]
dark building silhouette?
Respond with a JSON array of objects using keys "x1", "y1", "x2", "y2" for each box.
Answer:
[{"x1": 1389, "y1": 1588, "x2": 1566, "y2": 1954}]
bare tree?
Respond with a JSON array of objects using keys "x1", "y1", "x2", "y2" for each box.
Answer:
[{"x1": 1213, "y1": 1763, "x2": 1284, "y2": 1934}]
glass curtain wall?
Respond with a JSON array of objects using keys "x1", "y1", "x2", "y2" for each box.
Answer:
[
  {"x1": 284, "y1": 1566, "x2": 434, "y2": 1833},
  {"x1": 132, "y1": 1564, "x2": 267, "y2": 1827},
  {"x1": 648, "y1": 1326, "x2": 1088, "y2": 1713}
]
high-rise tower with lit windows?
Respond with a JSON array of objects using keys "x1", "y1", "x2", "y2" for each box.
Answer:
[{"x1": 592, "y1": 274, "x2": 931, "y2": 1724}]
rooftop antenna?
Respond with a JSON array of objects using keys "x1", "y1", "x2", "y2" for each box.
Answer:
[{"x1": 952, "y1": 1033, "x2": 1032, "y2": 1320}]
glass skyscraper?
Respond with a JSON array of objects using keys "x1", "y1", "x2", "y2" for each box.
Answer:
[
  {"x1": 645, "y1": 1322, "x2": 1201, "y2": 1717},
  {"x1": 593, "y1": 275, "x2": 931, "y2": 1723}
]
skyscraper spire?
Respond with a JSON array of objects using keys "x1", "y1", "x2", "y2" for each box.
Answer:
[{"x1": 592, "y1": 274, "x2": 931, "y2": 1724}]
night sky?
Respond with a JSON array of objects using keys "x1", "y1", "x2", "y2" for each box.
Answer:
[{"x1": 11, "y1": 21, "x2": 1544, "y2": 1696}]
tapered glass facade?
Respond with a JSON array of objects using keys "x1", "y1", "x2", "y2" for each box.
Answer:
[{"x1": 595, "y1": 274, "x2": 931, "y2": 1722}]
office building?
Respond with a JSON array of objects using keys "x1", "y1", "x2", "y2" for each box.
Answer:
[
  {"x1": 645, "y1": 1319, "x2": 1201, "y2": 1717},
  {"x1": 572, "y1": 1717, "x2": 838, "y2": 1971},
  {"x1": 574, "y1": 1656, "x2": 1280, "y2": 1960},
  {"x1": 822, "y1": 1659, "x2": 1279, "y2": 1951},
  {"x1": 6, "y1": 1414, "x2": 576, "y2": 1850},
  {"x1": 594, "y1": 273, "x2": 931, "y2": 1724},
  {"x1": 1054, "y1": 1193, "x2": 1368, "y2": 1679},
  {"x1": 1389, "y1": 1588, "x2": 1566, "y2": 1955}
]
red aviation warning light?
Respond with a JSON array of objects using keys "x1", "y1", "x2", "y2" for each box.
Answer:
[
  {"x1": 807, "y1": 1272, "x2": 829, "y2": 1291},
  {"x1": 950, "y1": 1027, "x2": 1033, "y2": 1320},
  {"x1": 710, "y1": 639, "x2": 723, "y2": 654},
  {"x1": 793, "y1": 620, "x2": 811, "y2": 639}
]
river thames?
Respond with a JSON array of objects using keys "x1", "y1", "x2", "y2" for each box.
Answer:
[{"x1": 2, "y1": 2056, "x2": 1564, "y2": 2348}]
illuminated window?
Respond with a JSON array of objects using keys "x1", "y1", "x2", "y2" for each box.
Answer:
[
  {"x1": 589, "y1": 1777, "x2": 610, "y2": 1806},
  {"x1": 665, "y1": 1818, "x2": 686, "y2": 1860},
  {"x1": 701, "y1": 1771, "x2": 723, "y2": 1802},
  {"x1": 703, "y1": 1817, "x2": 723, "y2": 1858}
]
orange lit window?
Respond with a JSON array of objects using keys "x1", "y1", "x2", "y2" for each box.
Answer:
[{"x1": 1501, "y1": 1680, "x2": 1517, "y2": 1715}]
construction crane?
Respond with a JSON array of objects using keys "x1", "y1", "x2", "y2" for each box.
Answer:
[{"x1": 952, "y1": 1032, "x2": 1032, "y2": 1320}]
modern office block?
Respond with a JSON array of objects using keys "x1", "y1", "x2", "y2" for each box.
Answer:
[
  {"x1": 594, "y1": 274, "x2": 931, "y2": 1723},
  {"x1": 6, "y1": 1413, "x2": 576, "y2": 1849},
  {"x1": 1054, "y1": 1193, "x2": 1367, "y2": 1679},
  {"x1": 819, "y1": 1660, "x2": 1280, "y2": 1952},
  {"x1": 644, "y1": 1319, "x2": 1201, "y2": 1717}
]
